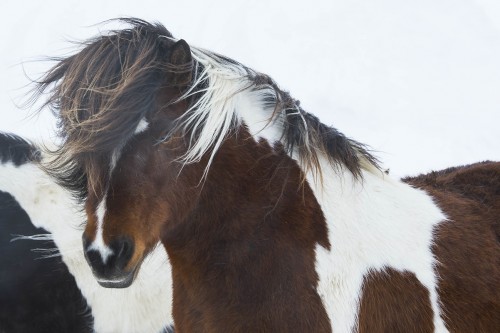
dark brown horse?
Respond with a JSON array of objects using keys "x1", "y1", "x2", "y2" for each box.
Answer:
[{"x1": 34, "y1": 19, "x2": 499, "y2": 332}]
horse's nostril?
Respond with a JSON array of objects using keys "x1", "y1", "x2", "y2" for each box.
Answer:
[
  {"x1": 111, "y1": 236, "x2": 135, "y2": 270},
  {"x1": 118, "y1": 241, "x2": 126, "y2": 257},
  {"x1": 118, "y1": 238, "x2": 130, "y2": 258}
]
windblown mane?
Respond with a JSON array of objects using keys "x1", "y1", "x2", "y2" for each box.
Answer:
[
  {"x1": 174, "y1": 49, "x2": 380, "y2": 180},
  {"x1": 32, "y1": 18, "x2": 379, "y2": 200},
  {"x1": 32, "y1": 19, "x2": 179, "y2": 199}
]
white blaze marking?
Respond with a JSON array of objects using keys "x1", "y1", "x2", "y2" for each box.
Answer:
[
  {"x1": 87, "y1": 120, "x2": 147, "y2": 264},
  {"x1": 88, "y1": 195, "x2": 114, "y2": 263},
  {"x1": 134, "y1": 118, "x2": 149, "y2": 134}
]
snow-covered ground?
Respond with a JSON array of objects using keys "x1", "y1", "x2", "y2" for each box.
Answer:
[{"x1": 1, "y1": 0, "x2": 499, "y2": 177}]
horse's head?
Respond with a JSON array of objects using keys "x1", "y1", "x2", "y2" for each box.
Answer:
[
  {"x1": 80, "y1": 110, "x2": 195, "y2": 288},
  {"x1": 34, "y1": 19, "x2": 207, "y2": 287}
]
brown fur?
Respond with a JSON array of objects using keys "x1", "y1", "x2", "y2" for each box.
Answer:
[
  {"x1": 166, "y1": 135, "x2": 331, "y2": 333},
  {"x1": 358, "y1": 269, "x2": 434, "y2": 333},
  {"x1": 404, "y1": 161, "x2": 500, "y2": 332}
]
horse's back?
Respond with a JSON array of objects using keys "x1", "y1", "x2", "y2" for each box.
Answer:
[
  {"x1": 404, "y1": 161, "x2": 500, "y2": 206},
  {"x1": 404, "y1": 161, "x2": 500, "y2": 332}
]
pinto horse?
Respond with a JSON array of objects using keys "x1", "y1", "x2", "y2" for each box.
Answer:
[
  {"x1": 0, "y1": 132, "x2": 175, "y2": 333},
  {"x1": 33, "y1": 19, "x2": 499, "y2": 332}
]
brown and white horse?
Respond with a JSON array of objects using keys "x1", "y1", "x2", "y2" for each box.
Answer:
[{"x1": 34, "y1": 19, "x2": 499, "y2": 332}]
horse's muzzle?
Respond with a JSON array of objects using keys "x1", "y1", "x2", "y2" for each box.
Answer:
[{"x1": 82, "y1": 235, "x2": 138, "y2": 288}]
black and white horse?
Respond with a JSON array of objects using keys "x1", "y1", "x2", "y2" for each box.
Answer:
[{"x1": 0, "y1": 133, "x2": 91, "y2": 332}]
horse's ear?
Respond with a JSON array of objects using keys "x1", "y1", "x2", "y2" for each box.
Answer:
[
  {"x1": 168, "y1": 39, "x2": 193, "y2": 86},
  {"x1": 169, "y1": 39, "x2": 192, "y2": 65}
]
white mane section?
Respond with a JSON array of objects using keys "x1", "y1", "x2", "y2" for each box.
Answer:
[
  {"x1": 171, "y1": 47, "x2": 279, "y2": 177},
  {"x1": 171, "y1": 47, "x2": 377, "y2": 181},
  {"x1": 0, "y1": 153, "x2": 173, "y2": 333}
]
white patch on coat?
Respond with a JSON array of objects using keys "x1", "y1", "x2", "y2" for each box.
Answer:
[{"x1": 310, "y1": 165, "x2": 449, "y2": 333}]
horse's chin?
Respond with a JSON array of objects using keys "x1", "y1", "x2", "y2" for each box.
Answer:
[
  {"x1": 95, "y1": 262, "x2": 142, "y2": 289},
  {"x1": 96, "y1": 273, "x2": 135, "y2": 288}
]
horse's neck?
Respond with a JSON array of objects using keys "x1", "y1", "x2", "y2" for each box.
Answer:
[
  {"x1": 307, "y1": 157, "x2": 449, "y2": 333},
  {"x1": 165, "y1": 153, "x2": 332, "y2": 332},
  {"x1": 167, "y1": 223, "x2": 331, "y2": 332}
]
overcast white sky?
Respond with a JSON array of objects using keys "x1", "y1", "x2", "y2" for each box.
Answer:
[{"x1": 1, "y1": 0, "x2": 499, "y2": 177}]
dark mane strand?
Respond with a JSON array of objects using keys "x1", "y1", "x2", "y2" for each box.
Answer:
[
  {"x1": 253, "y1": 75, "x2": 380, "y2": 178},
  {"x1": 0, "y1": 133, "x2": 41, "y2": 166}
]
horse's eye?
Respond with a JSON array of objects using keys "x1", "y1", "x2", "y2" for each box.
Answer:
[{"x1": 153, "y1": 128, "x2": 171, "y2": 144}]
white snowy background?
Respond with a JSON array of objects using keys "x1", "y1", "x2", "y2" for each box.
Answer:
[{"x1": 1, "y1": 0, "x2": 499, "y2": 177}]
